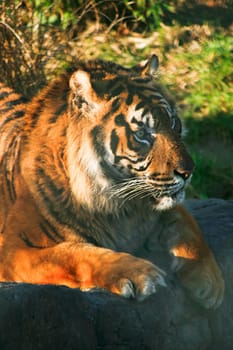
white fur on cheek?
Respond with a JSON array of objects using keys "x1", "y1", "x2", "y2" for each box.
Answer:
[
  {"x1": 79, "y1": 138, "x2": 110, "y2": 189},
  {"x1": 67, "y1": 130, "x2": 111, "y2": 210}
]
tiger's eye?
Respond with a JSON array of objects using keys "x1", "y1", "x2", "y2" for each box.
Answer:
[{"x1": 135, "y1": 129, "x2": 145, "y2": 139}]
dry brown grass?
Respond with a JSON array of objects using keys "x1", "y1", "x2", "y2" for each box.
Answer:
[{"x1": 0, "y1": 1, "x2": 77, "y2": 97}]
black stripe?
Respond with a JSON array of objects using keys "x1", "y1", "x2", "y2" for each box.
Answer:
[
  {"x1": 0, "y1": 110, "x2": 25, "y2": 128},
  {"x1": 39, "y1": 222, "x2": 59, "y2": 243},
  {"x1": 114, "y1": 154, "x2": 146, "y2": 164},
  {"x1": 114, "y1": 114, "x2": 139, "y2": 153},
  {"x1": 79, "y1": 234, "x2": 99, "y2": 246},
  {"x1": 126, "y1": 93, "x2": 133, "y2": 105},
  {"x1": 135, "y1": 101, "x2": 145, "y2": 110},
  {"x1": 49, "y1": 103, "x2": 67, "y2": 123},
  {"x1": 136, "y1": 85, "x2": 160, "y2": 94},
  {"x1": 19, "y1": 232, "x2": 44, "y2": 249},
  {"x1": 131, "y1": 117, "x2": 143, "y2": 126},
  {"x1": 91, "y1": 126, "x2": 106, "y2": 158},
  {"x1": 0, "y1": 91, "x2": 10, "y2": 100},
  {"x1": 36, "y1": 178, "x2": 100, "y2": 245},
  {"x1": 91, "y1": 71, "x2": 106, "y2": 80},
  {"x1": 102, "y1": 98, "x2": 121, "y2": 122},
  {"x1": 35, "y1": 166, "x2": 78, "y2": 228},
  {"x1": 115, "y1": 114, "x2": 125, "y2": 126},
  {"x1": 5, "y1": 141, "x2": 17, "y2": 202},
  {"x1": 91, "y1": 126, "x2": 124, "y2": 180},
  {"x1": 35, "y1": 182, "x2": 69, "y2": 227},
  {"x1": 92, "y1": 80, "x2": 110, "y2": 96},
  {"x1": 132, "y1": 78, "x2": 151, "y2": 84},
  {"x1": 1, "y1": 154, "x2": 11, "y2": 199},
  {"x1": 30, "y1": 98, "x2": 44, "y2": 127},
  {"x1": 36, "y1": 166, "x2": 65, "y2": 199},
  {"x1": 110, "y1": 129, "x2": 119, "y2": 154},
  {"x1": 142, "y1": 108, "x2": 149, "y2": 117},
  {"x1": 40, "y1": 218, "x2": 64, "y2": 242},
  {"x1": 109, "y1": 84, "x2": 125, "y2": 97},
  {"x1": 5, "y1": 97, "x2": 28, "y2": 106},
  {"x1": 124, "y1": 122, "x2": 139, "y2": 153},
  {"x1": 112, "y1": 98, "x2": 121, "y2": 112},
  {"x1": 132, "y1": 158, "x2": 152, "y2": 172}
]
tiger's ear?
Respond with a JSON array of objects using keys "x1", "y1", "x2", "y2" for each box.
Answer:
[
  {"x1": 69, "y1": 70, "x2": 99, "y2": 110},
  {"x1": 139, "y1": 54, "x2": 159, "y2": 77}
]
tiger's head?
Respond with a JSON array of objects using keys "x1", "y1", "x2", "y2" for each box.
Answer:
[{"x1": 67, "y1": 55, "x2": 194, "y2": 212}]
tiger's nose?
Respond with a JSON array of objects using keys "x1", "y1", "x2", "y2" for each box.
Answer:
[{"x1": 175, "y1": 159, "x2": 195, "y2": 180}]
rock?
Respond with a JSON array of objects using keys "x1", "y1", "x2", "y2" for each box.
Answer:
[{"x1": 0, "y1": 199, "x2": 232, "y2": 350}]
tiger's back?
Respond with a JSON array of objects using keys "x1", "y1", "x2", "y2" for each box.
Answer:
[
  {"x1": 0, "y1": 75, "x2": 72, "y2": 250},
  {"x1": 0, "y1": 83, "x2": 28, "y2": 231}
]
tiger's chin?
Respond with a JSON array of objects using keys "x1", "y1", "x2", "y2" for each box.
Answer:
[{"x1": 152, "y1": 190, "x2": 185, "y2": 211}]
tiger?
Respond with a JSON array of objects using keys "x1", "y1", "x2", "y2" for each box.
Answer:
[{"x1": 0, "y1": 55, "x2": 224, "y2": 308}]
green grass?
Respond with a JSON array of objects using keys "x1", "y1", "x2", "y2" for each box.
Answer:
[
  {"x1": 184, "y1": 113, "x2": 233, "y2": 199},
  {"x1": 181, "y1": 35, "x2": 233, "y2": 119},
  {"x1": 177, "y1": 35, "x2": 233, "y2": 199}
]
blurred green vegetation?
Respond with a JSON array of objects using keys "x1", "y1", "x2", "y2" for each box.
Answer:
[
  {"x1": 0, "y1": 0, "x2": 232, "y2": 199},
  {"x1": 180, "y1": 35, "x2": 233, "y2": 119}
]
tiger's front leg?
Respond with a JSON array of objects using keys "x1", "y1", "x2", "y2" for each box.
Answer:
[
  {"x1": 159, "y1": 205, "x2": 225, "y2": 309},
  {"x1": 0, "y1": 241, "x2": 166, "y2": 301}
]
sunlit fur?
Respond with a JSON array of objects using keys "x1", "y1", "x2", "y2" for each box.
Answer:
[{"x1": 0, "y1": 56, "x2": 224, "y2": 308}]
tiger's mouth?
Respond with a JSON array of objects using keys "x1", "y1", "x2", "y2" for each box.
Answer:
[
  {"x1": 150, "y1": 176, "x2": 190, "y2": 210},
  {"x1": 152, "y1": 188, "x2": 185, "y2": 210},
  {"x1": 108, "y1": 174, "x2": 186, "y2": 211}
]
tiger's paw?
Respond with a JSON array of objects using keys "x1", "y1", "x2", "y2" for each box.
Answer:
[
  {"x1": 178, "y1": 255, "x2": 225, "y2": 309},
  {"x1": 101, "y1": 255, "x2": 167, "y2": 301}
]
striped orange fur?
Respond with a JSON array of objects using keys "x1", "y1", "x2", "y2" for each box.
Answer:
[{"x1": 0, "y1": 56, "x2": 224, "y2": 308}]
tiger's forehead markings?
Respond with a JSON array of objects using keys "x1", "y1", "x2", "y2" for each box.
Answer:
[
  {"x1": 127, "y1": 104, "x2": 144, "y2": 122},
  {"x1": 139, "y1": 87, "x2": 172, "y2": 113},
  {"x1": 127, "y1": 104, "x2": 154, "y2": 130},
  {"x1": 156, "y1": 100, "x2": 175, "y2": 128},
  {"x1": 138, "y1": 88, "x2": 175, "y2": 129}
]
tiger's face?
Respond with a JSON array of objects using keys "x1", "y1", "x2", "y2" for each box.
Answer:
[{"x1": 68, "y1": 55, "x2": 194, "y2": 211}]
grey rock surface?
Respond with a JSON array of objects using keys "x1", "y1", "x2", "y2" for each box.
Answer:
[{"x1": 0, "y1": 199, "x2": 232, "y2": 350}]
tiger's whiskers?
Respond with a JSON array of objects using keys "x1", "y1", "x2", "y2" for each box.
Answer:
[{"x1": 108, "y1": 177, "x2": 158, "y2": 205}]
